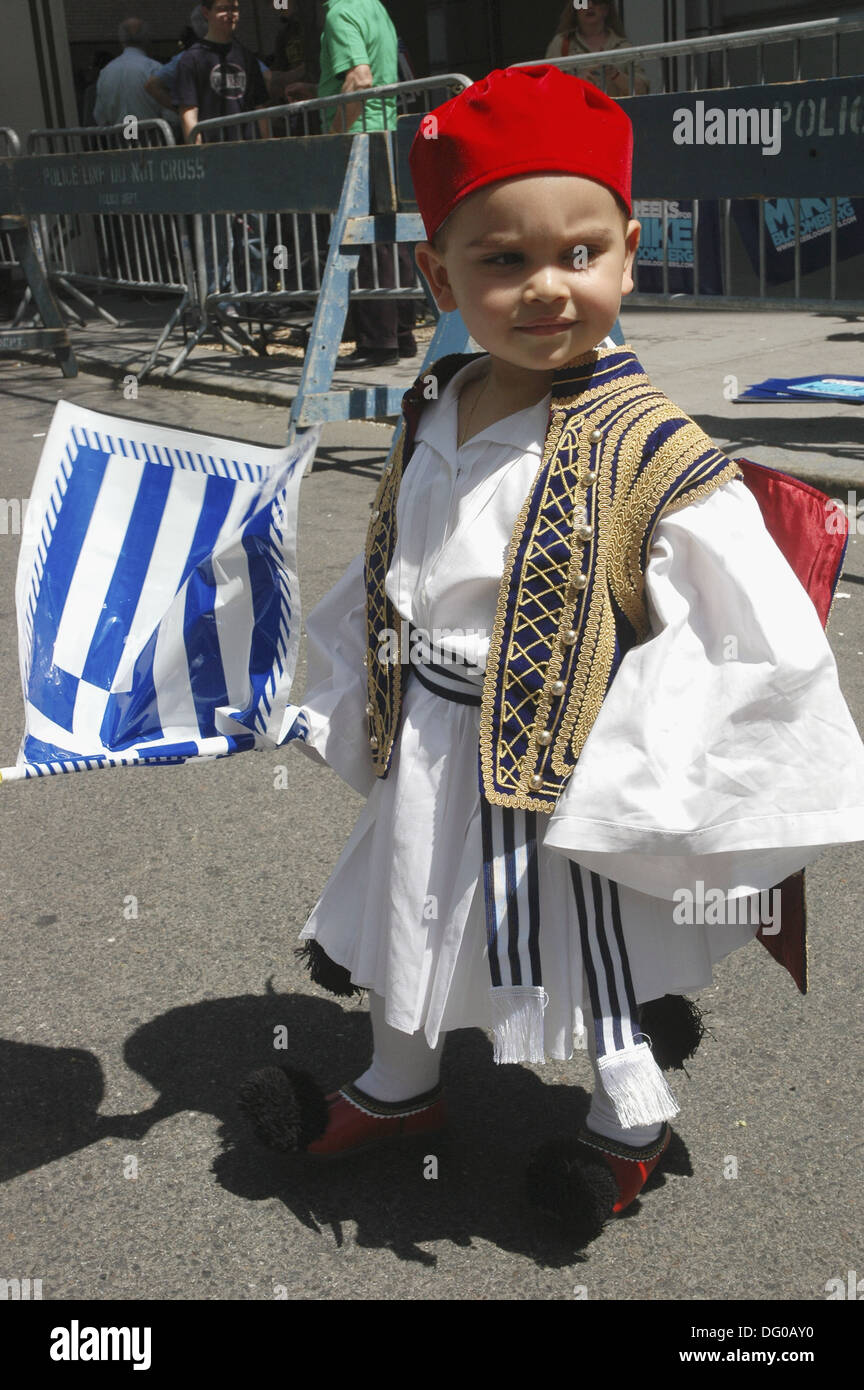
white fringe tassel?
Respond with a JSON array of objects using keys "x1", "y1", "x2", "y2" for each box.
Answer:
[
  {"x1": 490, "y1": 985, "x2": 547, "y2": 1065},
  {"x1": 597, "y1": 1042, "x2": 680, "y2": 1126}
]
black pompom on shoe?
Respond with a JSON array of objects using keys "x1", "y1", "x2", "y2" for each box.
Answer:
[
  {"x1": 295, "y1": 940, "x2": 365, "y2": 999},
  {"x1": 525, "y1": 1138, "x2": 619, "y2": 1247},
  {"x1": 237, "y1": 1066, "x2": 330, "y2": 1152},
  {"x1": 639, "y1": 994, "x2": 705, "y2": 1071}
]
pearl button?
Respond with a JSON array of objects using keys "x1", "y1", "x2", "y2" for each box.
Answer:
[
  {"x1": 589, "y1": 428, "x2": 602, "y2": 443},
  {"x1": 551, "y1": 680, "x2": 565, "y2": 696},
  {"x1": 575, "y1": 523, "x2": 592, "y2": 541},
  {"x1": 570, "y1": 572, "x2": 588, "y2": 591},
  {"x1": 371, "y1": 509, "x2": 380, "y2": 521},
  {"x1": 529, "y1": 774, "x2": 542, "y2": 790},
  {"x1": 369, "y1": 735, "x2": 379, "y2": 750},
  {"x1": 562, "y1": 628, "x2": 578, "y2": 646},
  {"x1": 537, "y1": 729, "x2": 553, "y2": 746},
  {"x1": 365, "y1": 703, "x2": 374, "y2": 716},
  {"x1": 584, "y1": 468, "x2": 597, "y2": 484}
]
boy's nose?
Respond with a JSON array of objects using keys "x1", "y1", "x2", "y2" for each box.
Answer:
[{"x1": 523, "y1": 266, "x2": 570, "y2": 300}]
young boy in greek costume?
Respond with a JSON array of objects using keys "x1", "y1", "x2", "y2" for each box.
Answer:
[{"x1": 239, "y1": 65, "x2": 864, "y2": 1243}]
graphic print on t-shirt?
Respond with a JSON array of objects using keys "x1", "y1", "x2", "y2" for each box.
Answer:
[{"x1": 209, "y1": 61, "x2": 246, "y2": 99}]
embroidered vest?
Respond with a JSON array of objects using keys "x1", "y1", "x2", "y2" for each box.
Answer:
[{"x1": 364, "y1": 344, "x2": 741, "y2": 812}]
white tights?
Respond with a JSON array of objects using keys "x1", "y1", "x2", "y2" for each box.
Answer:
[
  {"x1": 352, "y1": 990, "x2": 445, "y2": 1102},
  {"x1": 354, "y1": 992, "x2": 665, "y2": 1146}
]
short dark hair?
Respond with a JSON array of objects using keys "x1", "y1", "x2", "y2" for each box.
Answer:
[{"x1": 429, "y1": 183, "x2": 631, "y2": 257}]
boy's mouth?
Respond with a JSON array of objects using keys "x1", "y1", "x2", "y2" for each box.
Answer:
[{"x1": 516, "y1": 318, "x2": 577, "y2": 335}]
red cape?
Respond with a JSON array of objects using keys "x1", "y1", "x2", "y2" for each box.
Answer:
[{"x1": 738, "y1": 459, "x2": 849, "y2": 993}]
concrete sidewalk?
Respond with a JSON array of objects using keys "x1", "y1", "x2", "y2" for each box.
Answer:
[{"x1": 9, "y1": 295, "x2": 864, "y2": 496}]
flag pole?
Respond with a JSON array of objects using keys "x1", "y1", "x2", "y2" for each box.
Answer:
[{"x1": 0, "y1": 733, "x2": 263, "y2": 783}]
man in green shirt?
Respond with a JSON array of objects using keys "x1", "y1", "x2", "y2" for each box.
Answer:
[
  {"x1": 319, "y1": 0, "x2": 417, "y2": 365},
  {"x1": 319, "y1": 0, "x2": 397, "y2": 133}
]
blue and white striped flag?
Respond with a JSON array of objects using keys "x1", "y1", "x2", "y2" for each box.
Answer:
[{"x1": 2, "y1": 401, "x2": 318, "y2": 782}]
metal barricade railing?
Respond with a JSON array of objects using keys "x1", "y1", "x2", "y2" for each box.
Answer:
[
  {"x1": 26, "y1": 120, "x2": 190, "y2": 298},
  {"x1": 525, "y1": 16, "x2": 864, "y2": 96},
  {"x1": 527, "y1": 17, "x2": 864, "y2": 312},
  {"x1": 184, "y1": 75, "x2": 471, "y2": 358},
  {"x1": 0, "y1": 123, "x2": 77, "y2": 377},
  {"x1": 0, "y1": 128, "x2": 21, "y2": 272},
  {"x1": 0, "y1": 126, "x2": 34, "y2": 339},
  {"x1": 2, "y1": 115, "x2": 444, "y2": 400},
  {"x1": 23, "y1": 120, "x2": 196, "y2": 372}
]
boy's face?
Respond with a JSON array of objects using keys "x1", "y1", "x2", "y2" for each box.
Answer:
[
  {"x1": 415, "y1": 174, "x2": 640, "y2": 373},
  {"x1": 204, "y1": 1, "x2": 240, "y2": 42}
]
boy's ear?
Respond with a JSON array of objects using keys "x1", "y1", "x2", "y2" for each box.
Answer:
[
  {"x1": 620, "y1": 219, "x2": 641, "y2": 297},
  {"x1": 414, "y1": 241, "x2": 459, "y2": 314}
]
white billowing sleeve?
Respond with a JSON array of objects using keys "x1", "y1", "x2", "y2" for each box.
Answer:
[
  {"x1": 545, "y1": 477, "x2": 864, "y2": 899},
  {"x1": 293, "y1": 552, "x2": 377, "y2": 798}
]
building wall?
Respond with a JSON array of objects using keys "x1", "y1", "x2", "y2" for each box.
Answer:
[
  {"x1": 62, "y1": 0, "x2": 286, "y2": 64},
  {"x1": 386, "y1": 1, "x2": 430, "y2": 78},
  {"x1": 424, "y1": 0, "x2": 573, "y2": 78},
  {"x1": 1, "y1": 0, "x2": 78, "y2": 135},
  {"x1": 63, "y1": 0, "x2": 265, "y2": 50}
]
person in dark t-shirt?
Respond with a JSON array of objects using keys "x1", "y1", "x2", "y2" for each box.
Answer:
[
  {"x1": 174, "y1": 1, "x2": 270, "y2": 300},
  {"x1": 174, "y1": 0, "x2": 268, "y2": 144}
]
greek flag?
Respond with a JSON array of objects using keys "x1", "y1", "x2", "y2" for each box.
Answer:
[{"x1": 2, "y1": 401, "x2": 317, "y2": 782}]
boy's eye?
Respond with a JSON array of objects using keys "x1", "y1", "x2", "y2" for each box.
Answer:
[{"x1": 481, "y1": 247, "x2": 602, "y2": 268}]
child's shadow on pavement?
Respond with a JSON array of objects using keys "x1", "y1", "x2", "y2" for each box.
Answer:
[{"x1": 0, "y1": 988, "x2": 692, "y2": 1269}]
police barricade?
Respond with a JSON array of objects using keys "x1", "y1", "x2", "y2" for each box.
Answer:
[
  {"x1": 0, "y1": 128, "x2": 21, "y2": 274},
  {"x1": 0, "y1": 126, "x2": 45, "y2": 350},
  {"x1": 179, "y1": 74, "x2": 471, "y2": 374},
  {"x1": 25, "y1": 120, "x2": 196, "y2": 376},
  {"x1": 0, "y1": 106, "x2": 468, "y2": 418},
  {"x1": 0, "y1": 133, "x2": 76, "y2": 377},
  {"x1": 525, "y1": 16, "x2": 864, "y2": 308}
]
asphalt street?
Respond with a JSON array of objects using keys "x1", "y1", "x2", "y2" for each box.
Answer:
[{"x1": 0, "y1": 325, "x2": 861, "y2": 1303}]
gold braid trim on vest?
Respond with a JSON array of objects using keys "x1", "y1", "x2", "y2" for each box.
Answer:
[
  {"x1": 363, "y1": 423, "x2": 410, "y2": 775},
  {"x1": 476, "y1": 365, "x2": 741, "y2": 810}
]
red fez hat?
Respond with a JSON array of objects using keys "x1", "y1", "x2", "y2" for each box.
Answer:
[{"x1": 409, "y1": 64, "x2": 633, "y2": 241}]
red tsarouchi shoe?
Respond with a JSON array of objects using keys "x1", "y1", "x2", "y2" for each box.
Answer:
[
  {"x1": 525, "y1": 1120, "x2": 675, "y2": 1246},
  {"x1": 575, "y1": 1122, "x2": 672, "y2": 1211},
  {"x1": 305, "y1": 1081, "x2": 447, "y2": 1159}
]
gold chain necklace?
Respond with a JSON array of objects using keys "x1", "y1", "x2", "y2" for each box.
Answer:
[{"x1": 457, "y1": 368, "x2": 493, "y2": 449}]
